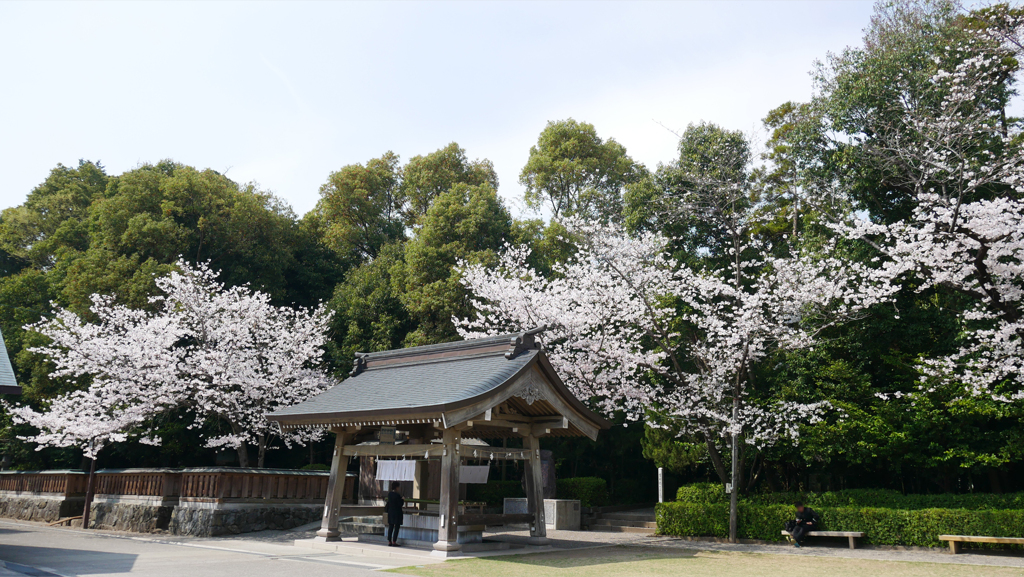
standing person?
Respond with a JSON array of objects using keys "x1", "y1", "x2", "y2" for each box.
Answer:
[
  {"x1": 788, "y1": 501, "x2": 819, "y2": 548},
  {"x1": 384, "y1": 481, "x2": 405, "y2": 547}
]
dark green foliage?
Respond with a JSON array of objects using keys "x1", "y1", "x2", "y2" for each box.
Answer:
[
  {"x1": 466, "y1": 480, "x2": 524, "y2": 507},
  {"x1": 521, "y1": 118, "x2": 643, "y2": 221},
  {"x1": 675, "y1": 484, "x2": 1024, "y2": 510},
  {"x1": 675, "y1": 483, "x2": 728, "y2": 505},
  {"x1": 655, "y1": 502, "x2": 730, "y2": 538},
  {"x1": 300, "y1": 463, "x2": 331, "y2": 471},
  {"x1": 556, "y1": 477, "x2": 609, "y2": 507},
  {"x1": 657, "y1": 500, "x2": 1024, "y2": 548}
]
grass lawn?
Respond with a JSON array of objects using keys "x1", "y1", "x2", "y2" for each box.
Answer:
[{"x1": 387, "y1": 546, "x2": 1024, "y2": 577}]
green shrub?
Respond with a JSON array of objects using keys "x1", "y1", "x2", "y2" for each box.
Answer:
[
  {"x1": 656, "y1": 501, "x2": 1024, "y2": 548},
  {"x1": 674, "y1": 484, "x2": 1024, "y2": 511},
  {"x1": 675, "y1": 482, "x2": 727, "y2": 504},
  {"x1": 300, "y1": 463, "x2": 330, "y2": 471},
  {"x1": 467, "y1": 480, "x2": 524, "y2": 507},
  {"x1": 557, "y1": 477, "x2": 609, "y2": 507},
  {"x1": 656, "y1": 502, "x2": 729, "y2": 537}
]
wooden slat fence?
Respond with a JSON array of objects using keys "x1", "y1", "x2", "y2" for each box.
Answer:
[
  {"x1": 179, "y1": 468, "x2": 329, "y2": 503},
  {"x1": 0, "y1": 471, "x2": 87, "y2": 496},
  {"x1": 1, "y1": 468, "x2": 329, "y2": 503},
  {"x1": 94, "y1": 469, "x2": 181, "y2": 498}
]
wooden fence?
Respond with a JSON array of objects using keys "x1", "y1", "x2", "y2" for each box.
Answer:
[
  {"x1": 94, "y1": 469, "x2": 181, "y2": 499},
  {"x1": 0, "y1": 468, "x2": 330, "y2": 504},
  {"x1": 0, "y1": 470, "x2": 87, "y2": 496},
  {"x1": 179, "y1": 468, "x2": 330, "y2": 503}
]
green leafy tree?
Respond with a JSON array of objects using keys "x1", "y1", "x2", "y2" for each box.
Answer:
[
  {"x1": 59, "y1": 161, "x2": 302, "y2": 312},
  {"x1": 520, "y1": 119, "x2": 643, "y2": 221},
  {"x1": 0, "y1": 160, "x2": 108, "y2": 269},
  {"x1": 313, "y1": 152, "x2": 405, "y2": 262},
  {"x1": 395, "y1": 183, "x2": 512, "y2": 346},
  {"x1": 326, "y1": 241, "x2": 413, "y2": 369},
  {"x1": 401, "y1": 143, "x2": 498, "y2": 225}
]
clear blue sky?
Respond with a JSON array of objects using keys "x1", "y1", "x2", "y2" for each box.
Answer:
[{"x1": 0, "y1": 1, "x2": 876, "y2": 217}]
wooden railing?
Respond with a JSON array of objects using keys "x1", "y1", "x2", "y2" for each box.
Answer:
[
  {"x1": 94, "y1": 469, "x2": 181, "y2": 498},
  {"x1": 179, "y1": 468, "x2": 329, "y2": 503},
  {"x1": 0, "y1": 470, "x2": 87, "y2": 496}
]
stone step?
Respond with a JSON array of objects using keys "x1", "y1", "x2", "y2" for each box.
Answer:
[
  {"x1": 590, "y1": 524, "x2": 657, "y2": 535},
  {"x1": 592, "y1": 518, "x2": 657, "y2": 529},
  {"x1": 602, "y1": 511, "x2": 656, "y2": 522},
  {"x1": 358, "y1": 534, "x2": 515, "y2": 553},
  {"x1": 347, "y1": 516, "x2": 385, "y2": 524},
  {"x1": 338, "y1": 522, "x2": 384, "y2": 535}
]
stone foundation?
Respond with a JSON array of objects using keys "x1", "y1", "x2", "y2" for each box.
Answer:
[
  {"x1": 90, "y1": 502, "x2": 175, "y2": 533},
  {"x1": 169, "y1": 503, "x2": 323, "y2": 537},
  {"x1": 0, "y1": 494, "x2": 83, "y2": 523}
]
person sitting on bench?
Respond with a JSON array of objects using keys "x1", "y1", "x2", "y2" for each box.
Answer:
[{"x1": 787, "y1": 501, "x2": 819, "y2": 548}]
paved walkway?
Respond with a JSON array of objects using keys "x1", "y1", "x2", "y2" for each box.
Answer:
[
  {"x1": 0, "y1": 520, "x2": 427, "y2": 576},
  {"x1": 4, "y1": 518, "x2": 1024, "y2": 575}
]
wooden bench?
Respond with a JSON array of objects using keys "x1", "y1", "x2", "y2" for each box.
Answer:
[
  {"x1": 782, "y1": 530, "x2": 866, "y2": 549},
  {"x1": 940, "y1": 535, "x2": 1024, "y2": 554}
]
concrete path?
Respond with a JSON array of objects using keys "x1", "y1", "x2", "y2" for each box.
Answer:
[
  {"x1": 0, "y1": 519, "x2": 439, "y2": 576},
  {"x1": 6, "y1": 517, "x2": 1024, "y2": 575}
]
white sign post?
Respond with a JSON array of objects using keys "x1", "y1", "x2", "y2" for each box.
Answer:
[{"x1": 658, "y1": 467, "x2": 664, "y2": 503}]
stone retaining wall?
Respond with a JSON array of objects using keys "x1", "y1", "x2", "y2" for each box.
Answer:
[
  {"x1": 90, "y1": 502, "x2": 174, "y2": 533},
  {"x1": 169, "y1": 504, "x2": 323, "y2": 536},
  {"x1": 0, "y1": 495, "x2": 83, "y2": 523}
]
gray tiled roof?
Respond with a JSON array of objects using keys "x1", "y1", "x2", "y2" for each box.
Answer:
[
  {"x1": 270, "y1": 348, "x2": 538, "y2": 420},
  {"x1": 0, "y1": 327, "x2": 20, "y2": 395}
]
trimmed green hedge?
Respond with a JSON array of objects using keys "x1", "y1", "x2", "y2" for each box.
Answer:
[
  {"x1": 675, "y1": 485, "x2": 1024, "y2": 511},
  {"x1": 675, "y1": 483, "x2": 727, "y2": 505},
  {"x1": 300, "y1": 463, "x2": 330, "y2": 471},
  {"x1": 467, "y1": 480, "x2": 524, "y2": 507},
  {"x1": 656, "y1": 502, "x2": 1024, "y2": 547},
  {"x1": 557, "y1": 477, "x2": 609, "y2": 507}
]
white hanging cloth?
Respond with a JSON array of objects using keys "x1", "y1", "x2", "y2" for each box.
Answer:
[
  {"x1": 376, "y1": 459, "x2": 416, "y2": 481},
  {"x1": 460, "y1": 465, "x2": 490, "y2": 484}
]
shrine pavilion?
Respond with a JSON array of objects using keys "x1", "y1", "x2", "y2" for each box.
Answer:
[{"x1": 268, "y1": 326, "x2": 609, "y2": 555}]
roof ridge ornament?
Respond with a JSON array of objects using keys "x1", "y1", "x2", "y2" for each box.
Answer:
[
  {"x1": 505, "y1": 325, "x2": 546, "y2": 360},
  {"x1": 351, "y1": 352, "x2": 369, "y2": 376}
]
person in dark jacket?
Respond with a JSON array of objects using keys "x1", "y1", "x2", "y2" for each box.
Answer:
[
  {"x1": 789, "y1": 501, "x2": 819, "y2": 547},
  {"x1": 384, "y1": 481, "x2": 405, "y2": 546}
]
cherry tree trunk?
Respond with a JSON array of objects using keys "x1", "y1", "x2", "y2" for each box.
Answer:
[{"x1": 82, "y1": 456, "x2": 96, "y2": 529}]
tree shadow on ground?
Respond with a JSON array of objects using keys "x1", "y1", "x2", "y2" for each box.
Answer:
[
  {"x1": 0, "y1": 545, "x2": 137, "y2": 575},
  {"x1": 481, "y1": 545, "x2": 699, "y2": 569}
]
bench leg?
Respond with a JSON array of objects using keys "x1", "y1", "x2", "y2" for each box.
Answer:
[
  {"x1": 849, "y1": 536, "x2": 856, "y2": 550},
  {"x1": 949, "y1": 541, "x2": 960, "y2": 555}
]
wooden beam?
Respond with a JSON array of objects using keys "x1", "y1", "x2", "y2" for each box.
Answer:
[
  {"x1": 531, "y1": 417, "x2": 569, "y2": 437},
  {"x1": 341, "y1": 444, "x2": 437, "y2": 457}
]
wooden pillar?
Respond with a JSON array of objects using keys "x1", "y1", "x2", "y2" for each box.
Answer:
[
  {"x1": 316, "y1": 431, "x2": 350, "y2": 541},
  {"x1": 433, "y1": 428, "x2": 462, "y2": 553},
  {"x1": 525, "y1": 434, "x2": 549, "y2": 545}
]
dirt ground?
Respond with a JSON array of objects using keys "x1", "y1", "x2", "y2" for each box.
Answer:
[{"x1": 387, "y1": 545, "x2": 1024, "y2": 577}]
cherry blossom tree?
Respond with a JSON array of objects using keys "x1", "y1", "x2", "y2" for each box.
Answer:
[
  {"x1": 839, "y1": 15, "x2": 1024, "y2": 404},
  {"x1": 160, "y1": 262, "x2": 334, "y2": 467},
  {"x1": 458, "y1": 219, "x2": 895, "y2": 541},
  {"x1": 6, "y1": 260, "x2": 334, "y2": 469}
]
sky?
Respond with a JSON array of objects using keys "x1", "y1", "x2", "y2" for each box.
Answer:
[{"x1": 0, "y1": 1, "x2": 878, "y2": 218}]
